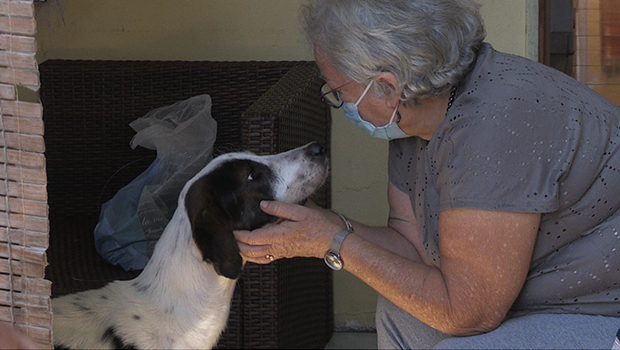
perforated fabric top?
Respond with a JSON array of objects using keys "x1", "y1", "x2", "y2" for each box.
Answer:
[{"x1": 389, "y1": 43, "x2": 620, "y2": 316}]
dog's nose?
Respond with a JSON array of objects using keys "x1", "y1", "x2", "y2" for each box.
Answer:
[{"x1": 307, "y1": 142, "x2": 325, "y2": 158}]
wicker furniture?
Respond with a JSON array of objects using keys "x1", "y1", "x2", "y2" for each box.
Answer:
[{"x1": 39, "y1": 60, "x2": 333, "y2": 349}]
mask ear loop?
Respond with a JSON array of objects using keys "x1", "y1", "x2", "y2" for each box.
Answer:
[
  {"x1": 355, "y1": 80, "x2": 375, "y2": 106},
  {"x1": 388, "y1": 100, "x2": 401, "y2": 124}
]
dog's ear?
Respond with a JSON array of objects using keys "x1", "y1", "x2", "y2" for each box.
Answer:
[{"x1": 184, "y1": 176, "x2": 243, "y2": 280}]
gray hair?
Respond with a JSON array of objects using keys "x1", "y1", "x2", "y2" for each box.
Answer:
[{"x1": 301, "y1": 0, "x2": 486, "y2": 103}]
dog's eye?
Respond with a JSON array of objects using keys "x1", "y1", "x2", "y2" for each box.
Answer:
[{"x1": 247, "y1": 170, "x2": 263, "y2": 182}]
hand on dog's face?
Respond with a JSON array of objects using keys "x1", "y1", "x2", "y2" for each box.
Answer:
[
  {"x1": 185, "y1": 142, "x2": 329, "y2": 279},
  {"x1": 235, "y1": 200, "x2": 345, "y2": 264}
]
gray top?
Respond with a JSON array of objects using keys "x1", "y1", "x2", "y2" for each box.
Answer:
[{"x1": 389, "y1": 43, "x2": 620, "y2": 317}]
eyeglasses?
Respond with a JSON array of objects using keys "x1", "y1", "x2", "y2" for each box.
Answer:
[{"x1": 319, "y1": 81, "x2": 351, "y2": 109}]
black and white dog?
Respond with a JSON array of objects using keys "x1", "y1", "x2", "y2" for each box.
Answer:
[{"x1": 52, "y1": 142, "x2": 328, "y2": 349}]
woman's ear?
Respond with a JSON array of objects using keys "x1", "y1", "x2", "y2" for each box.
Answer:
[{"x1": 375, "y1": 72, "x2": 401, "y2": 109}]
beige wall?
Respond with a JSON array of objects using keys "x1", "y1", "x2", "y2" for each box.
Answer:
[
  {"x1": 36, "y1": 0, "x2": 538, "y2": 331},
  {"x1": 35, "y1": 0, "x2": 313, "y2": 61}
]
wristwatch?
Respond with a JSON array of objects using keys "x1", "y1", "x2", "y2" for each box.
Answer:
[{"x1": 324, "y1": 210, "x2": 353, "y2": 271}]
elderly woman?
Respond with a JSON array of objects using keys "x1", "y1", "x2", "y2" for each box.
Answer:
[{"x1": 235, "y1": 0, "x2": 620, "y2": 348}]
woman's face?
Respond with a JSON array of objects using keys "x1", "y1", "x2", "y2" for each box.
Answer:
[{"x1": 314, "y1": 46, "x2": 396, "y2": 128}]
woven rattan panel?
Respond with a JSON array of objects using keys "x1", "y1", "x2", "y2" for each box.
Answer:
[
  {"x1": 40, "y1": 60, "x2": 301, "y2": 217},
  {"x1": 39, "y1": 60, "x2": 333, "y2": 349},
  {"x1": 0, "y1": 0, "x2": 52, "y2": 348}
]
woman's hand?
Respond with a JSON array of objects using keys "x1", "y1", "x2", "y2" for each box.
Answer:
[{"x1": 234, "y1": 200, "x2": 344, "y2": 264}]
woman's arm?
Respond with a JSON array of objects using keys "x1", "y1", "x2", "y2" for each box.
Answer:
[
  {"x1": 342, "y1": 206, "x2": 540, "y2": 335},
  {"x1": 339, "y1": 181, "x2": 429, "y2": 262},
  {"x1": 235, "y1": 183, "x2": 540, "y2": 336}
]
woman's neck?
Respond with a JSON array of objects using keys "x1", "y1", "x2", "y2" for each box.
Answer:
[{"x1": 399, "y1": 89, "x2": 454, "y2": 141}]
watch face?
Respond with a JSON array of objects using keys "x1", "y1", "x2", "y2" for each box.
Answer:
[{"x1": 324, "y1": 252, "x2": 343, "y2": 271}]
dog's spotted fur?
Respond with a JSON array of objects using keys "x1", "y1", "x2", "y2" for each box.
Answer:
[{"x1": 52, "y1": 142, "x2": 328, "y2": 349}]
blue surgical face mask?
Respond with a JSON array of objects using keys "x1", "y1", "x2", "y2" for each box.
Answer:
[{"x1": 342, "y1": 81, "x2": 409, "y2": 140}]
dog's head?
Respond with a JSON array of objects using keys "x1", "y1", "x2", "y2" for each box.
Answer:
[{"x1": 184, "y1": 142, "x2": 328, "y2": 279}]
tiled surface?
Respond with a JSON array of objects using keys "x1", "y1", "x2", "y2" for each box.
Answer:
[
  {"x1": 325, "y1": 332, "x2": 378, "y2": 349},
  {"x1": 575, "y1": 0, "x2": 620, "y2": 106}
]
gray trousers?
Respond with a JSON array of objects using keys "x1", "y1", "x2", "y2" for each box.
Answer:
[{"x1": 376, "y1": 294, "x2": 620, "y2": 349}]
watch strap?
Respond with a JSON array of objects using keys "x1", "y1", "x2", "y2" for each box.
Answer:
[
  {"x1": 330, "y1": 209, "x2": 352, "y2": 232},
  {"x1": 325, "y1": 209, "x2": 354, "y2": 270},
  {"x1": 331, "y1": 228, "x2": 352, "y2": 255}
]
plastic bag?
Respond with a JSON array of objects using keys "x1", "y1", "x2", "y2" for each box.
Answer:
[{"x1": 94, "y1": 94, "x2": 217, "y2": 271}]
